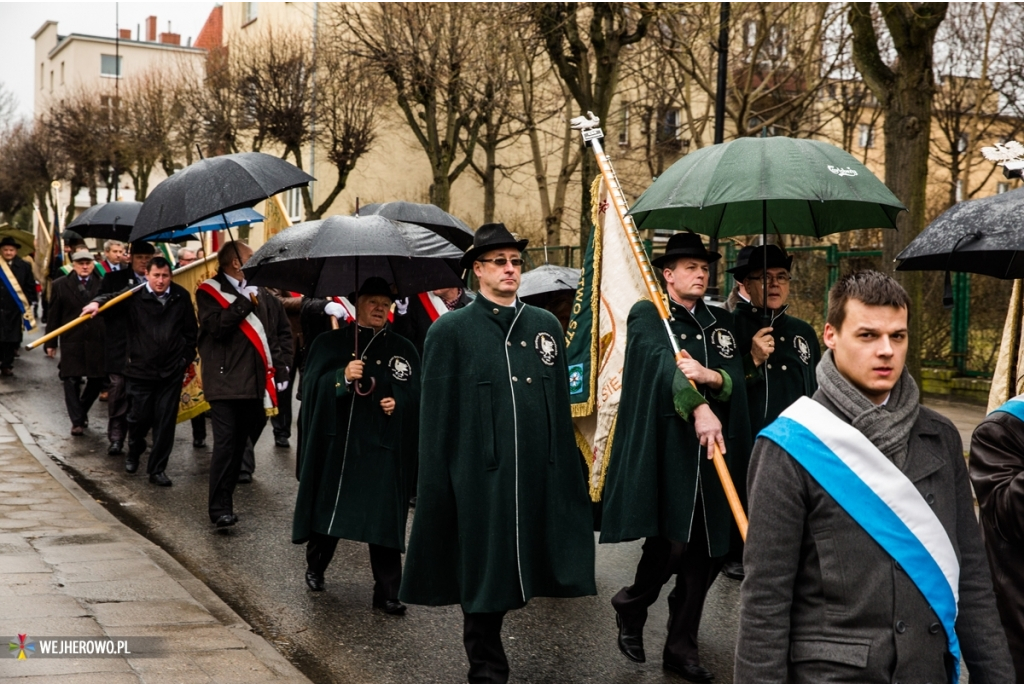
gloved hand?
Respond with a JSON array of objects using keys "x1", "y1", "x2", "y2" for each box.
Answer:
[
  {"x1": 240, "y1": 285, "x2": 259, "y2": 300},
  {"x1": 324, "y1": 301, "x2": 347, "y2": 319},
  {"x1": 277, "y1": 380, "x2": 289, "y2": 391},
  {"x1": 395, "y1": 297, "x2": 410, "y2": 316}
]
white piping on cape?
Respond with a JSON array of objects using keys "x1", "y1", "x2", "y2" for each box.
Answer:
[{"x1": 503, "y1": 301, "x2": 527, "y2": 603}]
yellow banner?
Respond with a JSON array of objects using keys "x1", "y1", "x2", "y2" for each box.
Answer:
[
  {"x1": 263, "y1": 193, "x2": 294, "y2": 239},
  {"x1": 174, "y1": 255, "x2": 219, "y2": 422}
]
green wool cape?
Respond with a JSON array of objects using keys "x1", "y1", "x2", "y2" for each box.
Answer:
[
  {"x1": 599, "y1": 298, "x2": 751, "y2": 558},
  {"x1": 732, "y1": 301, "x2": 821, "y2": 437},
  {"x1": 292, "y1": 324, "x2": 420, "y2": 551},
  {"x1": 399, "y1": 295, "x2": 597, "y2": 614}
]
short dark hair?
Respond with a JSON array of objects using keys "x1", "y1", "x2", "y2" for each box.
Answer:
[
  {"x1": 826, "y1": 270, "x2": 911, "y2": 330},
  {"x1": 146, "y1": 256, "x2": 172, "y2": 272}
]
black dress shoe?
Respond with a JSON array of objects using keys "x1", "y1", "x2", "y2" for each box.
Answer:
[
  {"x1": 663, "y1": 662, "x2": 714, "y2": 683},
  {"x1": 274, "y1": 436, "x2": 290, "y2": 448},
  {"x1": 305, "y1": 570, "x2": 325, "y2": 591},
  {"x1": 372, "y1": 598, "x2": 407, "y2": 615},
  {"x1": 108, "y1": 440, "x2": 124, "y2": 456},
  {"x1": 237, "y1": 472, "x2": 252, "y2": 484},
  {"x1": 722, "y1": 561, "x2": 745, "y2": 581},
  {"x1": 124, "y1": 458, "x2": 139, "y2": 474},
  {"x1": 193, "y1": 439, "x2": 206, "y2": 448},
  {"x1": 148, "y1": 472, "x2": 172, "y2": 487},
  {"x1": 616, "y1": 613, "x2": 646, "y2": 663},
  {"x1": 214, "y1": 514, "x2": 238, "y2": 528}
]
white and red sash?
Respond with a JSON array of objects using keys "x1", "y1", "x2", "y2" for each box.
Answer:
[
  {"x1": 418, "y1": 291, "x2": 448, "y2": 323},
  {"x1": 197, "y1": 278, "x2": 278, "y2": 415}
]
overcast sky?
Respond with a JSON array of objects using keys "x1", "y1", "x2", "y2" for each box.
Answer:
[{"x1": 2, "y1": 2, "x2": 216, "y2": 120}]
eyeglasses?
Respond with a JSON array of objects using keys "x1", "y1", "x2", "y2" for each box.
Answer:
[
  {"x1": 746, "y1": 274, "x2": 791, "y2": 285},
  {"x1": 478, "y1": 257, "x2": 524, "y2": 267}
]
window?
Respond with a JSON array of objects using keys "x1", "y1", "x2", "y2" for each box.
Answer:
[
  {"x1": 744, "y1": 20, "x2": 757, "y2": 48},
  {"x1": 100, "y1": 95, "x2": 121, "y2": 123},
  {"x1": 957, "y1": 132, "x2": 969, "y2": 154},
  {"x1": 49, "y1": 70, "x2": 53, "y2": 93},
  {"x1": 766, "y1": 25, "x2": 788, "y2": 61},
  {"x1": 998, "y1": 182, "x2": 1009, "y2": 194},
  {"x1": 618, "y1": 102, "x2": 629, "y2": 146},
  {"x1": 661, "y1": 108, "x2": 681, "y2": 141},
  {"x1": 100, "y1": 54, "x2": 122, "y2": 78},
  {"x1": 858, "y1": 124, "x2": 874, "y2": 149},
  {"x1": 243, "y1": 2, "x2": 258, "y2": 24},
  {"x1": 60, "y1": 62, "x2": 64, "y2": 85},
  {"x1": 285, "y1": 187, "x2": 303, "y2": 223},
  {"x1": 40, "y1": 63, "x2": 44, "y2": 90}
]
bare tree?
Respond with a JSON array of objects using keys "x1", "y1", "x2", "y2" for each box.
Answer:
[
  {"x1": 0, "y1": 82, "x2": 17, "y2": 130},
  {"x1": 44, "y1": 90, "x2": 113, "y2": 217},
  {"x1": 531, "y1": 3, "x2": 654, "y2": 246},
  {"x1": 329, "y1": 3, "x2": 487, "y2": 212}
]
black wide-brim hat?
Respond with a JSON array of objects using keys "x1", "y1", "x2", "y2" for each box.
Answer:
[
  {"x1": 651, "y1": 231, "x2": 721, "y2": 269},
  {"x1": 727, "y1": 244, "x2": 792, "y2": 281},
  {"x1": 460, "y1": 223, "x2": 529, "y2": 270},
  {"x1": 0, "y1": 237, "x2": 20, "y2": 248},
  {"x1": 352, "y1": 276, "x2": 396, "y2": 302}
]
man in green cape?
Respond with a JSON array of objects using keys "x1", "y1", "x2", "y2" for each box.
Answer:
[
  {"x1": 600, "y1": 231, "x2": 750, "y2": 683},
  {"x1": 292, "y1": 277, "x2": 419, "y2": 615},
  {"x1": 400, "y1": 223, "x2": 596, "y2": 684}
]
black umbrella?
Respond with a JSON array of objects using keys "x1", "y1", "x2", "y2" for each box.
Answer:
[
  {"x1": 518, "y1": 265, "x2": 581, "y2": 299},
  {"x1": 67, "y1": 201, "x2": 142, "y2": 240},
  {"x1": 130, "y1": 152, "x2": 315, "y2": 242},
  {"x1": 359, "y1": 201, "x2": 475, "y2": 250},
  {"x1": 242, "y1": 214, "x2": 465, "y2": 298},
  {"x1": 896, "y1": 187, "x2": 1024, "y2": 279}
]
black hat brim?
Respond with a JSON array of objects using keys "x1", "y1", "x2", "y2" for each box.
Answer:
[
  {"x1": 651, "y1": 248, "x2": 722, "y2": 269},
  {"x1": 460, "y1": 239, "x2": 529, "y2": 270},
  {"x1": 729, "y1": 255, "x2": 793, "y2": 281}
]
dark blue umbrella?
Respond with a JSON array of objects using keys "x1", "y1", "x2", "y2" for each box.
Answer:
[{"x1": 144, "y1": 207, "x2": 265, "y2": 243}]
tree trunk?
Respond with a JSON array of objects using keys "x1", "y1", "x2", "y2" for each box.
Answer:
[{"x1": 430, "y1": 171, "x2": 451, "y2": 212}]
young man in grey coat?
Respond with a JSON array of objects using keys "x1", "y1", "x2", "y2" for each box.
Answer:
[{"x1": 736, "y1": 271, "x2": 1013, "y2": 683}]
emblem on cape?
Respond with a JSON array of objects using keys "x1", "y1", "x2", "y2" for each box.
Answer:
[
  {"x1": 711, "y1": 328, "x2": 736, "y2": 359},
  {"x1": 535, "y1": 332, "x2": 558, "y2": 366},
  {"x1": 794, "y1": 335, "x2": 812, "y2": 364},
  {"x1": 389, "y1": 356, "x2": 412, "y2": 381}
]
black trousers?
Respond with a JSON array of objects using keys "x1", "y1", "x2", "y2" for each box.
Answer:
[
  {"x1": 305, "y1": 532, "x2": 403, "y2": 601},
  {"x1": 0, "y1": 341, "x2": 18, "y2": 370},
  {"x1": 611, "y1": 499, "x2": 724, "y2": 667},
  {"x1": 125, "y1": 376, "x2": 181, "y2": 476},
  {"x1": 107, "y1": 373, "x2": 130, "y2": 442},
  {"x1": 208, "y1": 399, "x2": 266, "y2": 521},
  {"x1": 463, "y1": 610, "x2": 509, "y2": 684},
  {"x1": 270, "y1": 365, "x2": 297, "y2": 439},
  {"x1": 63, "y1": 376, "x2": 104, "y2": 428},
  {"x1": 190, "y1": 412, "x2": 207, "y2": 442}
]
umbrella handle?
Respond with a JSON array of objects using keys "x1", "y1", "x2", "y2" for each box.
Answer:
[{"x1": 354, "y1": 377, "x2": 376, "y2": 396}]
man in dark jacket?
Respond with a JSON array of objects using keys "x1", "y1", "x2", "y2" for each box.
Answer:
[
  {"x1": 293, "y1": 277, "x2": 419, "y2": 615},
  {"x1": 736, "y1": 271, "x2": 1013, "y2": 683},
  {"x1": 89, "y1": 242, "x2": 155, "y2": 455},
  {"x1": 392, "y1": 286, "x2": 472, "y2": 355},
  {"x1": 196, "y1": 241, "x2": 292, "y2": 528},
  {"x1": 400, "y1": 224, "x2": 596, "y2": 684},
  {"x1": 601, "y1": 231, "x2": 749, "y2": 683},
  {"x1": 0, "y1": 236, "x2": 37, "y2": 376},
  {"x1": 84, "y1": 256, "x2": 198, "y2": 486},
  {"x1": 969, "y1": 398, "x2": 1024, "y2": 681},
  {"x1": 45, "y1": 249, "x2": 106, "y2": 435}
]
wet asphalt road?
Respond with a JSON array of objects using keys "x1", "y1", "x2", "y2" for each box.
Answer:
[{"x1": 4, "y1": 333, "x2": 741, "y2": 683}]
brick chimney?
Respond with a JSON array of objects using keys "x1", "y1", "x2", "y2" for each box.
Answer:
[
  {"x1": 119, "y1": 28, "x2": 131, "y2": 40},
  {"x1": 145, "y1": 16, "x2": 157, "y2": 42},
  {"x1": 159, "y1": 32, "x2": 181, "y2": 45}
]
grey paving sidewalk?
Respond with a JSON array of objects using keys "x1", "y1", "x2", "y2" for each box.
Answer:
[{"x1": 0, "y1": 401, "x2": 309, "y2": 684}]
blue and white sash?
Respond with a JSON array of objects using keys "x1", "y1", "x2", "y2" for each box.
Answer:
[
  {"x1": 760, "y1": 396, "x2": 961, "y2": 683},
  {"x1": 0, "y1": 259, "x2": 36, "y2": 332},
  {"x1": 990, "y1": 395, "x2": 1024, "y2": 423}
]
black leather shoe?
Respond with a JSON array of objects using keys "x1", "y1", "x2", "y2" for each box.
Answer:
[
  {"x1": 124, "y1": 458, "x2": 139, "y2": 474},
  {"x1": 372, "y1": 598, "x2": 407, "y2": 615},
  {"x1": 214, "y1": 514, "x2": 238, "y2": 528},
  {"x1": 722, "y1": 561, "x2": 745, "y2": 581},
  {"x1": 616, "y1": 613, "x2": 645, "y2": 663},
  {"x1": 148, "y1": 472, "x2": 172, "y2": 487},
  {"x1": 274, "y1": 436, "x2": 290, "y2": 448},
  {"x1": 108, "y1": 440, "x2": 124, "y2": 456},
  {"x1": 237, "y1": 472, "x2": 252, "y2": 484},
  {"x1": 663, "y1": 662, "x2": 714, "y2": 683},
  {"x1": 305, "y1": 570, "x2": 325, "y2": 592},
  {"x1": 192, "y1": 439, "x2": 206, "y2": 448}
]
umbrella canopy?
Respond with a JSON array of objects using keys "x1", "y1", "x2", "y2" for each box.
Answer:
[
  {"x1": 66, "y1": 201, "x2": 142, "y2": 241},
  {"x1": 242, "y1": 214, "x2": 464, "y2": 297},
  {"x1": 130, "y1": 152, "x2": 314, "y2": 242},
  {"x1": 144, "y1": 207, "x2": 265, "y2": 243},
  {"x1": 360, "y1": 201, "x2": 475, "y2": 250},
  {"x1": 628, "y1": 137, "x2": 905, "y2": 238},
  {"x1": 518, "y1": 264, "x2": 581, "y2": 299},
  {"x1": 0, "y1": 226, "x2": 35, "y2": 258},
  {"x1": 896, "y1": 187, "x2": 1024, "y2": 279}
]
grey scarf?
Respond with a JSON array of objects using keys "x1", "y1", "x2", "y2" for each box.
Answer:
[{"x1": 816, "y1": 350, "x2": 920, "y2": 469}]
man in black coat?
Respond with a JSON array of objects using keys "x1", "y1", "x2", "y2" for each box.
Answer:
[
  {"x1": 84, "y1": 256, "x2": 198, "y2": 486},
  {"x1": 0, "y1": 236, "x2": 37, "y2": 376},
  {"x1": 88, "y1": 241, "x2": 155, "y2": 455},
  {"x1": 197, "y1": 241, "x2": 292, "y2": 528},
  {"x1": 45, "y1": 249, "x2": 106, "y2": 435}
]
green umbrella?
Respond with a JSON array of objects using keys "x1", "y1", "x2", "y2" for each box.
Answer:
[{"x1": 628, "y1": 137, "x2": 905, "y2": 238}]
